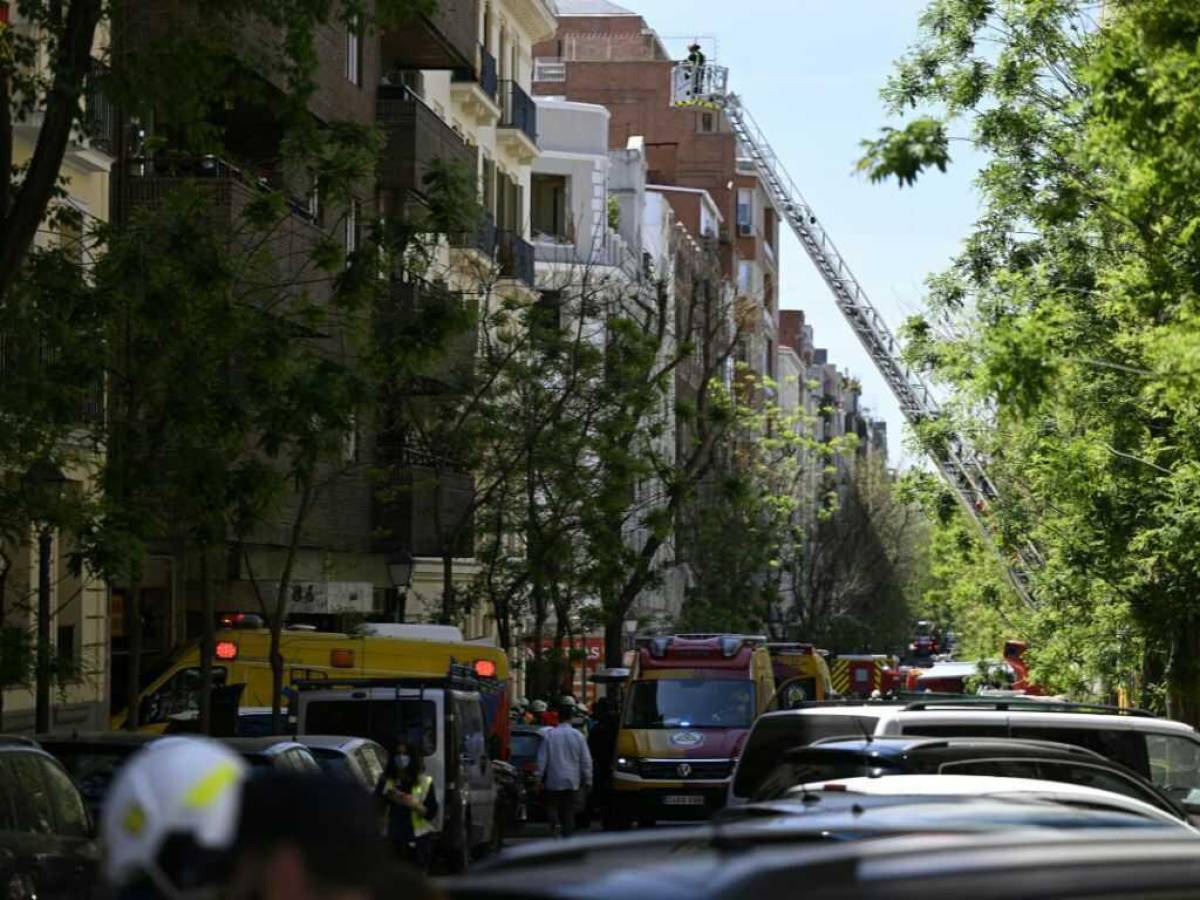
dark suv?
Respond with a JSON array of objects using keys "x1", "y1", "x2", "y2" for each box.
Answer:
[
  {"x1": 0, "y1": 737, "x2": 99, "y2": 899},
  {"x1": 740, "y1": 736, "x2": 1186, "y2": 821}
]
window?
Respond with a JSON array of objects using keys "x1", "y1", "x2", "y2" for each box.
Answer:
[
  {"x1": 303, "y1": 698, "x2": 437, "y2": 756},
  {"x1": 57, "y1": 623, "x2": 77, "y2": 672},
  {"x1": 356, "y1": 745, "x2": 386, "y2": 786},
  {"x1": 732, "y1": 714, "x2": 881, "y2": 799},
  {"x1": 39, "y1": 757, "x2": 90, "y2": 837},
  {"x1": 139, "y1": 666, "x2": 229, "y2": 725},
  {"x1": 345, "y1": 22, "x2": 361, "y2": 86},
  {"x1": 698, "y1": 111, "x2": 716, "y2": 133},
  {"x1": 482, "y1": 156, "x2": 496, "y2": 218},
  {"x1": 531, "y1": 173, "x2": 569, "y2": 241},
  {"x1": 737, "y1": 189, "x2": 752, "y2": 234},
  {"x1": 1147, "y1": 733, "x2": 1200, "y2": 804},
  {"x1": 737, "y1": 260, "x2": 753, "y2": 293},
  {"x1": 4, "y1": 754, "x2": 55, "y2": 835},
  {"x1": 345, "y1": 199, "x2": 360, "y2": 256},
  {"x1": 625, "y1": 679, "x2": 755, "y2": 729}
]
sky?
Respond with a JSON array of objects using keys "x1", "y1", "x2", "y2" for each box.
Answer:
[{"x1": 624, "y1": 0, "x2": 984, "y2": 468}]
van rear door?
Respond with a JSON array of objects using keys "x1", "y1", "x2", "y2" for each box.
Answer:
[{"x1": 296, "y1": 688, "x2": 445, "y2": 828}]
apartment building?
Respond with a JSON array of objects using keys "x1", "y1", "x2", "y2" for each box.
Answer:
[
  {"x1": 373, "y1": 0, "x2": 556, "y2": 629},
  {"x1": 3, "y1": 9, "x2": 114, "y2": 730},
  {"x1": 532, "y1": 0, "x2": 780, "y2": 384}
]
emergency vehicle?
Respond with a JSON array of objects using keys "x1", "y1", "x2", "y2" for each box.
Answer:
[
  {"x1": 767, "y1": 643, "x2": 834, "y2": 706},
  {"x1": 609, "y1": 635, "x2": 775, "y2": 826},
  {"x1": 827, "y1": 653, "x2": 901, "y2": 698},
  {"x1": 114, "y1": 624, "x2": 511, "y2": 756}
]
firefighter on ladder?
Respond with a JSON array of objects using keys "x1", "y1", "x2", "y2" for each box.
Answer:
[{"x1": 687, "y1": 41, "x2": 706, "y2": 99}]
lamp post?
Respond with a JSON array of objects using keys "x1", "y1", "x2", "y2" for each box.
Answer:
[
  {"x1": 386, "y1": 547, "x2": 414, "y2": 624},
  {"x1": 26, "y1": 459, "x2": 69, "y2": 734}
]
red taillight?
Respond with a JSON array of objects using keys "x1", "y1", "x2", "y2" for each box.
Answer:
[
  {"x1": 821, "y1": 783, "x2": 848, "y2": 792},
  {"x1": 474, "y1": 659, "x2": 497, "y2": 678},
  {"x1": 215, "y1": 641, "x2": 238, "y2": 660},
  {"x1": 330, "y1": 649, "x2": 355, "y2": 668}
]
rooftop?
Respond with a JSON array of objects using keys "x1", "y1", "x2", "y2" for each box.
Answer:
[{"x1": 553, "y1": 0, "x2": 639, "y2": 15}]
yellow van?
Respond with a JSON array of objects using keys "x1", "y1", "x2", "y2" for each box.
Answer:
[
  {"x1": 768, "y1": 643, "x2": 835, "y2": 706},
  {"x1": 116, "y1": 625, "x2": 511, "y2": 751},
  {"x1": 610, "y1": 634, "x2": 776, "y2": 826}
]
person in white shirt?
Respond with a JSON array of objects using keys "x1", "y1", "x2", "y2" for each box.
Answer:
[{"x1": 536, "y1": 703, "x2": 594, "y2": 837}]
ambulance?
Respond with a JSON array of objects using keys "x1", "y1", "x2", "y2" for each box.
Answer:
[
  {"x1": 115, "y1": 623, "x2": 512, "y2": 756},
  {"x1": 767, "y1": 643, "x2": 835, "y2": 705},
  {"x1": 609, "y1": 634, "x2": 775, "y2": 826}
]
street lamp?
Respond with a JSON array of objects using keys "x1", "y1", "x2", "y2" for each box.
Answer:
[
  {"x1": 25, "y1": 459, "x2": 69, "y2": 734},
  {"x1": 386, "y1": 547, "x2": 414, "y2": 623}
]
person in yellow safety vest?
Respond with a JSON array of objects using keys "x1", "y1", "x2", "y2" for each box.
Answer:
[{"x1": 376, "y1": 743, "x2": 439, "y2": 872}]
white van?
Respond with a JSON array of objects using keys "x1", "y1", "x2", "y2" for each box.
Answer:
[
  {"x1": 294, "y1": 675, "x2": 497, "y2": 871},
  {"x1": 728, "y1": 700, "x2": 1200, "y2": 815}
]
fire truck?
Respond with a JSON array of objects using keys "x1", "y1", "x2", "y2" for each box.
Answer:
[
  {"x1": 827, "y1": 653, "x2": 901, "y2": 698},
  {"x1": 609, "y1": 635, "x2": 775, "y2": 826}
]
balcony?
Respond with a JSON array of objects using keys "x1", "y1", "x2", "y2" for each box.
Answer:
[
  {"x1": 451, "y1": 44, "x2": 500, "y2": 127},
  {"x1": 379, "y1": 278, "x2": 477, "y2": 395},
  {"x1": 371, "y1": 464, "x2": 476, "y2": 558},
  {"x1": 376, "y1": 86, "x2": 477, "y2": 199},
  {"x1": 380, "y1": 0, "x2": 477, "y2": 71},
  {"x1": 496, "y1": 81, "x2": 538, "y2": 164},
  {"x1": 497, "y1": 230, "x2": 534, "y2": 287},
  {"x1": 451, "y1": 212, "x2": 497, "y2": 259}
]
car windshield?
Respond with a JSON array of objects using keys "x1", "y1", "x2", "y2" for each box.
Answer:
[
  {"x1": 625, "y1": 680, "x2": 755, "y2": 729},
  {"x1": 755, "y1": 752, "x2": 905, "y2": 801},
  {"x1": 310, "y1": 747, "x2": 355, "y2": 780},
  {"x1": 47, "y1": 748, "x2": 132, "y2": 810},
  {"x1": 303, "y1": 699, "x2": 437, "y2": 756}
]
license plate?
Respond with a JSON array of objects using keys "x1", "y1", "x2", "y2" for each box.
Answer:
[{"x1": 662, "y1": 795, "x2": 705, "y2": 806}]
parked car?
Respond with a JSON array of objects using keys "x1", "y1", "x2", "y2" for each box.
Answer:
[
  {"x1": 36, "y1": 731, "x2": 164, "y2": 821},
  {"x1": 295, "y1": 735, "x2": 388, "y2": 791},
  {"x1": 164, "y1": 705, "x2": 296, "y2": 736},
  {"x1": 219, "y1": 736, "x2": 322, "y2": 773},
  {"x1": 727, "y1": 698, "x2": 1200, "y2": 817},
  {"x1": 737, "y1": 736, "x2": 1187, "y2": 821},
  {"x1": 0, "y1": 737, "x2": 100, "y2": 899},
  {"x1": 770, "y1": 774, "x2": 1195, "y2": 831},
  {"x1": 448, "y1": 828, "x2": 1200, "y2": 899}
]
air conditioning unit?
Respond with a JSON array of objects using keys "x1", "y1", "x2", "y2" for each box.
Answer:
[{"x1": 737, "y1": 222, "x2": 754, "y2": 237}]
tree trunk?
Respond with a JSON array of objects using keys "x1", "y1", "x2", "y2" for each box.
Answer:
[
  {"x1": 34, "y1": 528, "x2": 52, "y2": 733},
  {"x1": 0, "y1": 0, "x2": 103, "y2": 301},
  {"x1": 198, "y1": 550, "x2": 214, "y2": 735},
  {"x1": 603, "y1": 613, "x2": 623, "y2": 670},
  {"x1": 270, "y1": 478, "x2": 314, "y2": 735},
  {"x1": 1166, "y1": 626, "x2": 1200, "y2": 727},
  {"x1": 124, "y1": 574, "x2": 143, "y2": 730},
  {"x1": 441, "y1": 549, "x2": 455, "y2": 625}
]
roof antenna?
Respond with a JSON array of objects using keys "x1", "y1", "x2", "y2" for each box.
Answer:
[{"x1": 855, "y1": 715, "x2": 874, "y2": 744}]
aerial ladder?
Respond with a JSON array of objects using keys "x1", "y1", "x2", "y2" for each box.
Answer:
[{"x1": 671, "y1": 63, "x2": 1040, "y2": 609}]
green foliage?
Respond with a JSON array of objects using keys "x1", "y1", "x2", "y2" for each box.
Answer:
[{"x1": 870, "y1": 0, "x2": 1200, "y2": 717}]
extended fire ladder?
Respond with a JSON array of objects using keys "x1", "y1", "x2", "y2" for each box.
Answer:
[{"x1": 671, "y1": 64, "x2": 1040, "y2": 609}]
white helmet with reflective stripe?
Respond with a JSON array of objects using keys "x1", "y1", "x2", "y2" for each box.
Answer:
[{"x1": 102, "y1": 736, "x2": 248, "y2": 894}]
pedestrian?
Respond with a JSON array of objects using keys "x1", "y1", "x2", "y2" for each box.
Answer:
[
  {"x1": 537, "y1": 702, "x2": 593, "y2": 838},
  {"x1": 377, "y1": 742, "x2": 440, "y2": 873},
  {"x1": 587, "y1": 696, "x2": 620, "y2": 825},
  {"x1": 686, "y1": 41, "x2": 706, "y2": 68},
  {"x1": 530, "y1": 698, "x2": 548, "y2": 724}
]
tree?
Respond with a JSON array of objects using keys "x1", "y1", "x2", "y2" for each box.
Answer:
[{"x1": 859, "y1": 0, "x2": 1200, "y2": 718}]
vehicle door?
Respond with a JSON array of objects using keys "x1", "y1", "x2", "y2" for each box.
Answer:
[
  {"x1": 0, "y1": 752, "x2": 95, "y2": 899},
  {"x1": 456, "y1": 693, "x2": 495, "y2": 845}
]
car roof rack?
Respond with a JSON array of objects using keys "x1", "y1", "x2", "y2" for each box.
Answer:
[{"x1": 900, "y1": 697, "x2": 1158, "y2": 717}]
